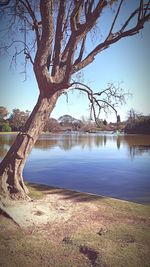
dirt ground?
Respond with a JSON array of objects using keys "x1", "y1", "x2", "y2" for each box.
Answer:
[{"x1": 0, "y1": 184, "x2": 150, "y2": 267}]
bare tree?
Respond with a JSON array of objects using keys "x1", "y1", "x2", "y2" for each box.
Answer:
[
  {"x1": 0, "y1": 0, "x2": 149, "y2": 199},
  {"x1": 127, "y1": 108, "x2": 143, "y2": 123}
]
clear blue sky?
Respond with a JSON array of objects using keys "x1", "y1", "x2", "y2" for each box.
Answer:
[{"x1": 0, "y1": 6, "x2": 150, "y2": 122}]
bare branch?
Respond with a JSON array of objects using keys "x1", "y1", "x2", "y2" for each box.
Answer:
[
  {"x1": 62, "y1": 0, "x2": 107, "y2": 62},
  {"x1": 19, "y1": 0, "x2": 40, "y2": 45},
  {"x1": 107, "y1": 0, "x2": 124, "y2": 38},
  {"x1": 74, "y1": 36, "x2": 86, "y2": 65},
  {"x1": 69, "y1": 82, "x2": 128, "y2": 124},
  {"x1": 52, "y1": 0, "x2": 66, "y2": 76},
  {"x1": 84, "y1": 0, "x2": 95, "y2": 20},
  {"x1": 33, "y1": 0, "x2": 55, "y2": 91},
  {"x1": 75, "y1": 0, "x2": 107, "y2": 36},
  {"x1": 143, "y1": 0, "x2": 150, "y2": 16},
  {"x1": 0, "y1": 0, "x2": 10, "y2": 7},
  {"x1": 0, "y1": 1, "x2": 150, "y2": 95},
  {"x1": 36, "y1": 0, "x2": 54, "y2": 65},
  {"x1": 24, "y1": 50, "x2": 34, "y2": 65},
  {"x1": 70, "y1": 0, "x2": 84, "y2": 32},
  {"x1": 72, "y1": 5, "x2": 150, "y2": 74},
  {"x1": 0, "y1": 39, "x2": 30, "y2": 53}
]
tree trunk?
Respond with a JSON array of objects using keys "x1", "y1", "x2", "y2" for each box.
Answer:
[{"x1": 0, "y1": 93, "x2": 59, "y2": 200}]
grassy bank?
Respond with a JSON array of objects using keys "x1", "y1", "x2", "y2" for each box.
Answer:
[
  {"x1": 0, "y1": 131, "x2": 18, "y2": 134},
  {"x1": 0, "y1": 183, "x2": 150, "y2": 267}
]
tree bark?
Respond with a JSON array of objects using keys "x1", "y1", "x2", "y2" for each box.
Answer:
[{"x1": 0, "y1": 92, "x2": 59, "y2": 200}]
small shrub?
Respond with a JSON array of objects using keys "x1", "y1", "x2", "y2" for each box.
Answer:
[{"x1": 2, "y1": 122, "x2": 12, "y2": 132}]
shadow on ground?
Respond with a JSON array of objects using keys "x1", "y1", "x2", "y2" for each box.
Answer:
[{"x1": 27, "y1": 182, "x2": 105, "y2": 203}]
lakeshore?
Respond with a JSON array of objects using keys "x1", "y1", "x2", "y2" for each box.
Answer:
[{"x1": 0, "y1": 183, "x2": 150, "y2": 267}]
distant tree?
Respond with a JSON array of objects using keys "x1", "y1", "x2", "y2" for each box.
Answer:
[
  {"x1": 0, "y1": 1, "x2": 150, "y2": 199},
  {"x1": 125, "y1": 110, "x2": 150, "y2": 134},
  {"x1": 2, "y1": 122, "x2": 11, "y2": 132},
  {"x1": 95, "y1": 118, "x2": 103, "y2": 128},
  {"x1": 58, "y1": 115, "x2": 76, "y2": 126},
  {"x1": 0, "y1": 106, "x2": 8, "y2": 121},
  {"x1": 44, "y1": 118, "x2": 62, "y2": 132},
  {"x1": 124, "y1": 115, "x2": 150, "y2": 134},
  {"x1": 127, "y1": 109, "x2": 143, "y2": 123},
  {"x1": 117, "y1": 115, "x2": 121, "y2": 123},
  {"x1": 58, "y1": 115, "x2": 81, "y2": 130},
  {"x1": 9, "y1": 109, "x2": 30, "y2": 131},
  {"x1": 81, "y1": 117, "x2": 96, "y2": 132},
  {"x1": 103, "y1": 119, "x2": 107, "y2": 125}
]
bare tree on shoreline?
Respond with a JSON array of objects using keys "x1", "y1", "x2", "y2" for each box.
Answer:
[{"x1": 0, "y1": 0, "x2": 149, "y2": 200}]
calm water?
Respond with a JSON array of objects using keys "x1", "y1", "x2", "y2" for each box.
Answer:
[{"x1": 0, "y1": 133, "x2": 150, "y2": 204}]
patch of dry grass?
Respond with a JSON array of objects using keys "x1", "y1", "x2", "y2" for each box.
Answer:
[{"x1": 0, "y1": 183, "x2": 150, "y2": 267}]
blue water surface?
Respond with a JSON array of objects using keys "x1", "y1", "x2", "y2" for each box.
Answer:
[
  {"x1": 22, "y1": 133, "x2": 150, "y2": 204},
  {"x1": 0, "y1": 133, "x2": 150, "y2": 203}
]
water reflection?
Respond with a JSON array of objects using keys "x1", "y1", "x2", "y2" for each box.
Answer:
[
  {"x1": 0, "y1": 133, "x2": 150, "y2": 158},
  {"x1": 123, "y1": 135, "x2": 150, "y2": 159},
  {"x1": 35, "y1": 133, "x2": 150, "y2": 158},
  {"x1": 0, "y1": 134, "x2": 16, "y2": 158}
]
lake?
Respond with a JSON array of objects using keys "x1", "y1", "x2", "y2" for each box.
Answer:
[{"x1": 0, "y1": 133, "x2": 150, "y2": 204}]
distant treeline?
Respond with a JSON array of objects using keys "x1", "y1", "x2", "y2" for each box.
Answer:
[
  {"x1": 0, "y1": 106, "x2": 150, "y2": 134},
  {"x1": 124, "y1": 116, "x2": 150, "y2": 134}
]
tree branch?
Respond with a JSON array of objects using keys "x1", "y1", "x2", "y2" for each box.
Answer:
[
  {"x1": 62, "y1": 0, "x2": 107, "y2": 62},
  {"x1": 33, "y1": 0, "x2": 55, "y2": 91},
  {"x1": 84, "y1": 0, "x2": 95, "y2": 20},
  {"x1": 74, "y1": 36, "x2": 86, "y2": 65},
  {"x1": 75, "y1": 0, "x2": 107, "y2": 36},
  {"x1": 72, "y1": 3, "x2": 150, "y2": 74},
  {"x1": 52, "y1": 0, "x2": 66, "y2": 76},
  {"x1": 70, "y1": 0, "x2": 84, "y2": 32},
  {"x1": 36, "y1": 0, "x2": 54, "y2": 66},
  {"x1": 107, "y1": 0, "x2": 124, "y2": 38},
  {"x1": 69, "y1": 82, "x2": 127, "y2": 124},
  {"x1": 61, "y1": 0, "x2": 107, "y2": 83},
  {"x1": 0, "y1": 0, "x2": 10, "y2": 7},
  {"x1": 24, "y1": 0, "x2": 41, "y2": 44}
]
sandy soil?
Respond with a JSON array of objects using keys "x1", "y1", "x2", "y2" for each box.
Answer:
[
  {"x1": 0, "y1": 192, "x2": 106, "y2": 237},
  {"x1": 1, "y1": 194, "x2": 74, "y2": 228}
]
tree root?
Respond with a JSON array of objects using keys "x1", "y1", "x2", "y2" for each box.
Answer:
[
  {"x1": 0, "y1": 203, "x2": 21, "y2": 228},
  {"x1": 0, "y1": 193, "x2": 30, "y2": 228}
]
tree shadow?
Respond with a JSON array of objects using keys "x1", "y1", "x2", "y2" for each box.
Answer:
[{"x1": 27, "y1": 182, "x2": 105, "y2": 203}]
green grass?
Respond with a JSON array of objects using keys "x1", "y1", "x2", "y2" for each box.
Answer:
[
  {"x1": 27, "y1": 183, "x2": 45, "y2": 199},
  {"x1": 0, "y1": 131, "x2": 17, "y2": 134}
]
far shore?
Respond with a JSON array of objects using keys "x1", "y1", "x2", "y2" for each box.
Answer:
[{"x1": 1, "y1": 130, "x2": 150, "y2": 136}]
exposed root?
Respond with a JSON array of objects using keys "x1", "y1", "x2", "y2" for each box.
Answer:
[
  {"x1": 0, "y1": 174, "x2": 30, "y2": 201},
  {"x1": 0, "y1": 188, "x2": 31, "y2": 228},
  {"x1": 10, "y1": 192, "x2": 31, "y2": 201},
  {"x1": 0, "y1": 204, "x2": 21, "y2": 228}
]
